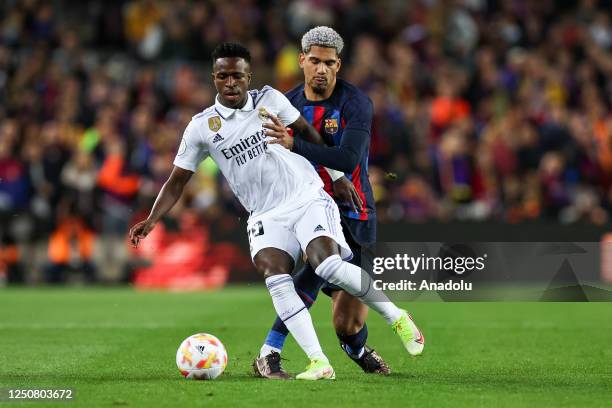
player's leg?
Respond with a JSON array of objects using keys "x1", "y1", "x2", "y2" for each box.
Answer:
[
  {"x1": 248, "y1": 214, "x2": 334, "y2": 380},
  {"x1": 295, "y1": 191, "x2": 425, "y2": 356},
  {"x1": 332, "y1": 289, "x2": 367, "y2": 354},
  {"x1": 259, "y1": 262, "x2": 324, "y2": 358},
  {"x1": 305, "y1": 237, "x2": 424, "y2": 356},
  {"x1": 254, "y1": 248, "x2": 334, "y2": 380},
  {"x1": 328, "y1": 223, "x2": 369, "y2": 358},
  {"x1": 326, "y1": 224, "x2": 391, "y2": 374},
  {"x1": 258, "y1": 265, "x2": 390, "y2": 375},
  {"x1": 322, "y1": 230, "x2": 391, "y2": 375},
  {"x1": 331, "y1": 290, "x2": 390, "y2": 374}
]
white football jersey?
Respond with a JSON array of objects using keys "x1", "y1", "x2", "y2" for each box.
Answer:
[{"x1": 173, "y1": 86, "x2": 323, "y2": 216}]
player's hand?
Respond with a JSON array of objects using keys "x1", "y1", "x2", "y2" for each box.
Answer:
[
  {"x1": 333, "y1": 176, "x2": 363, "y2": 213},
  {"x1": 128, "y1": 219, "x2": 156, "y2": 248},
  {"x1": 263, "y1": 114, "x2": 294, "y2": 150}
]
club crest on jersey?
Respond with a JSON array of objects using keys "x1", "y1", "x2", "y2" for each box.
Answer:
[
  {"x1": 324, "y1": 118, "x2": 338, "y2": 134},
  {"x1": 208, "y1": 116, "x2": 222, "y2": 132},
  {"x1": 258, "y1": 107, "x2": 270, "y2": 121}
]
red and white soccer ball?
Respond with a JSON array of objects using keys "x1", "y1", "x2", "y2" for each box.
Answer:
[{"x1": 176, "y1": 333, "x2": 228, "y2": 380}]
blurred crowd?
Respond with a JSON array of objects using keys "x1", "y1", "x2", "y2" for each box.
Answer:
[{"x1": 0, "y1": 0, "x2": 611, "y2": 283}]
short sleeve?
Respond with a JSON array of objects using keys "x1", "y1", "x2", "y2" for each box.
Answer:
[
  {"x1": 271, "y1": 88, "x2": 300, "y2": 126},
  {"x1": 343, "y1": 96, "x2": 373, "y2": 132},
  {"x1": 173, "y1": 120, "x2": 209, "y2": 172}
]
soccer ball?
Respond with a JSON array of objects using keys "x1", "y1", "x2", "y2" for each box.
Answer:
[{"x1": 176, "y1": 333, "x2": 228, "y2": 380}]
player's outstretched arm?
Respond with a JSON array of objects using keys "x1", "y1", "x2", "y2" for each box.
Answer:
[
  {"x1": 291, "y1": 116, "x2": 367, "y2": 211},
  {"x1": 264, "y1": 114, "x2": 364, "y2": 212},
  {"x1": 291, "y1": 123, "x2": 367, "y2": 173},
  {"x1": 128, "y1": 166, "x2": 193, "y2": 247},
  {"x1": 264, "y1": 114, "x2": 363, "y2": 173}
]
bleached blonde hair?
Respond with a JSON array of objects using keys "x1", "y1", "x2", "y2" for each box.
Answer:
[{"x1": 301, "y1": 26, "x2": 344, "y2": 55}]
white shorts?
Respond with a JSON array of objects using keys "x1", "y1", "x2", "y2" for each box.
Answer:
[{"x1": 247, "y1": 188, "x2": 353, "y2": 263}]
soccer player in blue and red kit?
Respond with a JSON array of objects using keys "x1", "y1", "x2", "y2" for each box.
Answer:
[{"x1": 253, "y1": 27, "x2": 417, "y2": 378}]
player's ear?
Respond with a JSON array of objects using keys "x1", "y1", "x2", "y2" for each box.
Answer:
[
  {"x1": 211, "y1": 61, "x2": 217, "y2": 80},
  {"x1": 336, "y1": 57, "x2": 341, "y2": 72},
  {"x1": 298, "y1": 53, "x2": 305, "y2": 68},
  {"x1": 247, "y1": 72, "x2": 252, "y2": 86}
]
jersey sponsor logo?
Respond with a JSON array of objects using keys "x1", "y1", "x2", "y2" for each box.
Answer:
[
  {"x1": 324, "y1": 118, "x2": 338, "y2": 135},
  {"x1": 258, "y1": 107, "x2": 270, "y2": 121},
  {"x1": 208, "y1": 116, "x2": 222, "y2": 132},
  {"x1": 212, "y1": 133, "x2": 224, "y2": 143},
  {"x1": 221, "y1": 129, "x2": 268, "y2": 166},
  {"x1": 313, "y1": 224, "x2": 325, "y2": 233}
]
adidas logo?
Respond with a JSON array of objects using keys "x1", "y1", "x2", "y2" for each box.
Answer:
[
  {"x1": 313, "y1": 224, "x2": 325, "y2": 233},
  {"x1": 197, "y1": 345, "x2": 206, "y2": 353},
  {"x1": 212, "y1": 133, "x2": 224, "y2": 143}
]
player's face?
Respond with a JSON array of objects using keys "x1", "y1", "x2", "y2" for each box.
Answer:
[
  {"x1": 299, "y1": 46, "x2": 341, "y2": 95},
  {"x1": 212, "y1": 57, "x2": 252, "y2": 109}
]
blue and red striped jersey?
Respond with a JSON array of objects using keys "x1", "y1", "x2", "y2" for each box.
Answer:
[{"x1": 286, "y1": 78, "x2": 375, "y2": 221}]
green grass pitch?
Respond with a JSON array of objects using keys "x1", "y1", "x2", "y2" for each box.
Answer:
[{"x1": 1, "y1": 287, "x2": 611, "y2": 407}]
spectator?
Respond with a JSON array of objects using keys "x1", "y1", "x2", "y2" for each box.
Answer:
[{"x1": 0, "y1": 0, "x2": 611, "y2": 281}]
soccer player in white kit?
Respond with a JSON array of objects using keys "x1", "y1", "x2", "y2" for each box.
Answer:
[{"x1": 129, "y1": 43, "x2": 424, "y2": 380}]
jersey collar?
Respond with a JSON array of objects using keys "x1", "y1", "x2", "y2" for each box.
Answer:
[{"x1": 214, "y1": 92, "x2": 254, "y2": 120}]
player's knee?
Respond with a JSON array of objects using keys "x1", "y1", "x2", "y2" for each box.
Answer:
[
  {"x1": 254, "y1": 259, "x2": 290, "y2": 279},
  {"x1": 306, "y1": 237, "x2": 340, "y2": 270},
  {"x1": 257, "y1": 264, "x2": 289, "y2": 279},
  {"x1": 253, "y1": 249, "x2": 294, "y2": 279}
]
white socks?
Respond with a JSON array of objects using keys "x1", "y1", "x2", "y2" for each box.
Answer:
[
  {"x1": 259, "y1": 344, "x2": 281, "y2": 358},
  {"x1": 263, "y1": 257, "x2": 403, "y2": 362},
  {"x1": 315, "y1": 255, "x2": 403, "y2": 324},
  {"x1": 265, "y1": 274, "x2": 327, "y2": 361}
]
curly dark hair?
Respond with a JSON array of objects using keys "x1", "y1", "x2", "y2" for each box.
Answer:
[{"x1": 211, "y1": 43, "x2": 251, "y2": 65}]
